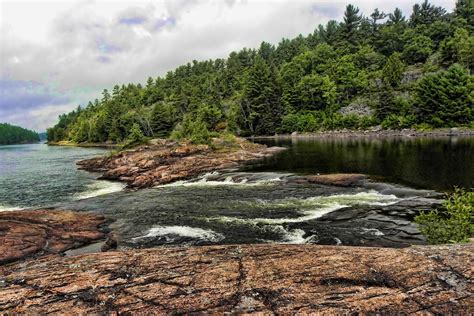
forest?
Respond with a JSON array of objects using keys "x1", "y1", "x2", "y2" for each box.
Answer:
[
  {"x1": 47, "y1": 0, "x2": 474, "y2": 144},
  {"x1": 0, "y1": 123, "x2": 40, "y2": 145}
]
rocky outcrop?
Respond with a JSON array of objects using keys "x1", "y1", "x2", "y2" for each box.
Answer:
[
  {"x1": 1, "y1": 243, "x2": 472, "y2": 314},
  {"x1": 0, "y1": 210, "x2": 107, "y2": 264},
  {"x1": 77, "y1": 138, "x2": 284, "y2": 189},
  {"x1": 306, "y1": 173, "x2": 367, "y2": 187}
]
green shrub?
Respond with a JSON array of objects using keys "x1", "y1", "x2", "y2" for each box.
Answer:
[
  {"x1": 120, "y1": 123, "x2": 146, "y2": 149},
  {"x1": 415, "y1": 188, "x2": 474, "y2": 244},
  {"x1": 171, "y1": 115, "x2": 211, "y2": 144},
  {"x1": 381, "y1": 114, "x2": 417, "y2": 129}
]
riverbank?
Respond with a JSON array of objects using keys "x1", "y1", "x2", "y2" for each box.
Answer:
[
  {"x1": 250, "y1": 127, "x2": 474, "y2": 139},
  {"x1": 77, "y1": 137, "x2": 285, "y2": 189},
  {"x1": 1, "y1": 240, "x2": 472, "y2": 313},
  {"x1": 47, "y1": 140, "x2": 118, "y2": 148}
]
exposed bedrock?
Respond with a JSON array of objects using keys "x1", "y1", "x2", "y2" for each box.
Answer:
[
  {"x1": 77, "y1": 138, "x2": 285, "y2": 189},
  {"x1": 0, "y1": 209, "x2": 107, "y2": 264},
  {"x1": 0, "y1": 244, "x2": 472, "y2": 314}
]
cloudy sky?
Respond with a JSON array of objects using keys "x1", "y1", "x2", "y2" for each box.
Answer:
[{"x1": 1, "y1": 0, "x2": 455, "y2": 131}]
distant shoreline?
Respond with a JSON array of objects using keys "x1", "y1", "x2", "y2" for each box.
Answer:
[
  {"x1": 0, "y1": 140, "x2": 42, "y2": 146},
  {"x1": 47, "y1": 140, "x2": 118, "y2": 149},
  {"x1": 249, "y1": 128, "x2": 474, "y2": 139}
]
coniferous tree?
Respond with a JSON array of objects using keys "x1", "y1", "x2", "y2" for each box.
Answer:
[
  {"x1": 382, "y1": 53, "x2": 406, "y2": 87},
  {"x1": 413, "y1": 64, "x2": 473, "y2": 126},
  {"x1": 0, "y1": 123, "x2": 40, "y2": 145},
  {"x1": 242, "y1": 56, "x2": 281, "y2": 135},
  {"x1": 340, "y1": 4, "x2": 363, "y2": 47},
  {"x1": 409, "y1": 0, "x2": 447, "y2": 27},
  {"x1": 388, "y1": 8, "x2": 406, "y2": 25},
  {"x1": 376, "y1": 88, "x2": 398, "y2": 120}
]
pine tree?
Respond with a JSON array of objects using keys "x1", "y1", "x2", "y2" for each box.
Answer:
[
  {"x1": 151, "y1": 103, "x2": 174, "y2": 138},
  {"x1": 125, "y1": 123, "x2": 145, "y2": 147},
  {"x1": 413, "y1": 64, "x2": 473, "y2": 126},
  {"x1": 382, "y1": 53, "x2": 405, "y2": 87},
  {"x1": 376, "y1": 88, "x2": 399, "y2": 120},
  {"x1": 388, "y1": 8, "x2": 406, "y2": 25},
  {"x1": 340, "y1": 4, "x2": 363, "y2": 47},
  {"x1": 242, "y1": 56, "x2": 281, "y2": 135}
]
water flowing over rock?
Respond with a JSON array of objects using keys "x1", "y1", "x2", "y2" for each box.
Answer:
[
  {"x1": 77, "y1": 138, "x2": 284, "y2": 189},
  {"x1": 306, "y1": 173, "x2": 367, "y2": 187},
  {"x1": 0, "y1": 210, "x2": 107, "y2": 264},
  {"x1": 0, "y1": 244, "x2": 472, "y2": 314}
]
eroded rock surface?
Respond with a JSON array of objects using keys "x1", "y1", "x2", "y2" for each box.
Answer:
[
  {"x1": 0, "y1": 244, "x2": 472, "y2": 314},
  {"x1": 306, "y1": 173, "x2": 367, "y2": 187},
  {"x1": 0, "y1": 210, "x2": 106, "y2": 264},
  {"x1": 77, "y1": 138, "x2": 284, "y2": 188}
]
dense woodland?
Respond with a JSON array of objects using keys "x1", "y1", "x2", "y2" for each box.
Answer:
[
  {"x1": 47, "y1": 0, "x2": 474, "y2": 144},
  {"x1": 0, "y1": 123, "x2": 40, "y2": 145}
]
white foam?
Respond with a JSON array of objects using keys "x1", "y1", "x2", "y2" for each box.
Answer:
[
  {"x1": 159, "y1": 172, "x2": 284, "y2": 188},
  {"x1": 0, "y1": 205, "x2": 26, "y2": 212},
  {"x1": 133, "y1": 225, "x2": 224, "y2": 242},
  {"x1": 279, "y1": 228, "x2": 313, "y2": 244},
  {"x1": 213, "y1": 191, "x2": 400, "y2": 224},
  {"x1": 74, "y1": 181, "x2": 125, "y2": 200},
  {"x1": 361, "y1": 228, "x2": 385, "y2": 236}
]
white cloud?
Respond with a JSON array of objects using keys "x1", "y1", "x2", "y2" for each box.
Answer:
[{"x1": 0, "y1": 0, "x2": 456, "y2": 131}]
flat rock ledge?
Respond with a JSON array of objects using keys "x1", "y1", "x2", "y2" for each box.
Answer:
[
  {"x1": 1, "y1": 243, "x2": 472, "y2": 314},
  {"x1": 0, "y1": 210, "x2": 107, "y2": 265},
  {"x1": 77, "y1": 138, "x2": 284, "y2": 189},
  {"x1": 306, "y1": 173, "x2": 368, "y2": 187}
]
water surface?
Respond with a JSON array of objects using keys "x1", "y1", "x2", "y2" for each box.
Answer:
[
  {"x1": 0, "y1": 143, "x2": 124, "y2": 210},
  {"x1": 249, "y1": 136, "x2": 474, "y2": 191}
]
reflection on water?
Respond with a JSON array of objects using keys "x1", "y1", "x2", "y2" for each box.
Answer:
[{"x1": 248, "y1": 136, "x2": 474, "y2": 191}]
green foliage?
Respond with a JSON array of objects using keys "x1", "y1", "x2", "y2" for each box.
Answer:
[
  {"x1": 241, "y1": 55, "x2": 282, "y2": 135},
  {"x1": 295, "y1": 74, "x2": 336, "y2": 111},
  {"x1": 280, "y1": 111, "x2": 377, "y2": 133},
  {"x1": 413, "y1": 64, "x2": 473, "y2": 126},
  {"x1": 415, "y1": 188, "x2": 474, "y2": 244},
  {"x1": 171, "y1": 115, "x2": 212, "y2": 144},
  {"x1": 196, "y1": 103, "x2": 223, "y2": 131},
  {"x1": 0, "y1": 123, "x2": 39, "y2": 145},
  {"x1": 382, "y1": 53, "x2": 405, "y2": 87},
  {"x1": 46, "y1": 2, "x2": 474, "y2": 141},
  {"x1": 381, "y1": 114, "x2": 417, "y2": 129},
  {"x1": 122, "y1": 123, "x2": 145, "y2": 149},
  {"x1": 151, "y1": 102, "x2": 175, "y2": 138},
  {"x1": 440, "y1": 28, "x2": 474, "y2": 72},
  {"x1": 402, "y1": 34, "x2": 434, "y2": 64}
]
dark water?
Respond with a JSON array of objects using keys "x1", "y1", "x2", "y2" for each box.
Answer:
[
  {"x1": 0, "y1": 143, "x2": 124, "y2": 210},
  {"x1": 249, "y1": 136, "x2": 474, "y2": 191}
]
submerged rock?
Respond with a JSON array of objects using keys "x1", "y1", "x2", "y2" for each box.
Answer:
[
  {"x1": 0, "y1": 209, "x2": 107, "y2": 264},
  {"x1": 77, "y1": 138, "x2": 285, "y2": 189},
  {"x1": 0, "y1": 243, "x2": 472, "y2": 313},
  {"x1": 306, "y1": 173, "x2": 368, "y2": 187}
]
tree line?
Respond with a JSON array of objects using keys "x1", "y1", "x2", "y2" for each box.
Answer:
[
  {"x1": 47, "y1": 0, "x2": 474, "y2": 144},
  {"x1": 0, "y1": 123, "x2": 40, "y2": 145}
]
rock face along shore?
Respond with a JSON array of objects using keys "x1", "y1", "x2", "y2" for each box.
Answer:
[
  {"x1": 0, "y1": 210, "x2": 107, "y2": 265},
  {"x1": 77, "y1": 138, "x2": 284, "y2": 189},
  {"x1": 1, "y1": 243, "x2": 472, "y2": 314}
]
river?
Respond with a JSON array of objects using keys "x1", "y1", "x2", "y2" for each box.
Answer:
[{"x1": 1, "y1": 136, "x2": 473, "y2": 248}]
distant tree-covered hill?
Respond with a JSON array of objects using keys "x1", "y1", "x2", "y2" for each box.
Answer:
[
  {"x1": 0, "y1": 123, "x2": 40, "y2": 145},
  {"x1": 47, "y1": 0, "x2": 474, "y2": 144}
]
